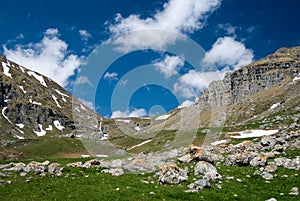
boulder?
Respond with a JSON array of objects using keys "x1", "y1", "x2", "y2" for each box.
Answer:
[
  {"x1": 250, "y1": 155, "x2": 267, "y2": 167},
  {"x1": 187, "y1": 179, "x2": 211, "y2": 192},
  {"x1": 289, "y1": 187, "x2": 299, "y2": 196},
  {"x1": 157, "y1": 164, "x2": 189, "y2": 184},
  {"x1": 194, "y1": 161, "x2": 222, "y2": 181}
]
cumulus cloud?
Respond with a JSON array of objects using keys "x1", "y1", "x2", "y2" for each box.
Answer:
[
  {"x1": 107, "y1": 0, "x2": 221, "y2": 52},
  {"x1": 153, "y1": 55, "x2": 184, "y2": 78},
  {"x1": 104, "y1": 72, "x2": 118, "y2": 80},
  {"x1": 3, "y1": 28, "x2": 83, "y2": 87},
  {"x1": 111, "y1": 108, "x2": 147, "y2": 118},
  {"x1": 202, "y1": 36, "x2": 254, "y2": 71},
  {"x1": 79, "y1": 29, "x2": 92, "y2": 41},
  {"x1": 174, "y1": 70, "x2": 225, "y2": 98},
  {"x1": 178, "y1": 99, "x2": 194, "y2": 108}
]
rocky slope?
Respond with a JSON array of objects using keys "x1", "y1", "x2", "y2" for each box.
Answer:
[{"x1": 0, "y1": 55, "x2": 101, "y2": 154}]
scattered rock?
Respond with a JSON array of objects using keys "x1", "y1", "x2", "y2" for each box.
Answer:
[
  {"x1": 289, "y1": 187, "x2": 299, "y2": 195},
  {"x1": 101, "y1": 168, "x2": 124, "y2": 176},
  {"x1": 250, "y1": 155, "x2": 267, "y2": 167},
  {"x1": 187, "y1": 179, "x2": 211, "y2": 192}
]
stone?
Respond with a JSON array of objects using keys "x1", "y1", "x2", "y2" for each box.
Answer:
[
  {"x1": 194, "y1": 161, "x2": 222, "y2": 181},
  {"x1": 48, "y1": 163, "x2": 63, "y2": 175},
  {"x1": 289, "y1": 187, "x2": 299, "y2": 195},
  {"x1": 225, "y1": 151, "x2": 257, "y2": 166},
  {"x1": 187, "y1": 179, "x2": 211, "y2": 192},
  {"x1": 265, "y1": 163, "x2": 277, "y2": 173},
  {"x1": 178, "y1": 154, "x2": 192, "y2": 163},
  {"x1": 265, "y1": 198, "x2": 277, "y2": 201},
  {"x1": 250, "y1": 155, "x2": 267, "y2": 167},
  {"x1": 66, "y1": 161, "x2": 83, "y2": 168},
  {"x1": 261, "y1": 171, "x2": 273, "y2": 180},
  {"x1": 110, "y1": 159, "x2": 123, "y2": 168},
  {"x1": 157, "y1": 164, "x2": 189, "y2": 184},
  {"x1": 101, "y1": 168, "x2": 124, "y2": 176},
  {"x1": 189, "y1": 145, "x2": 224, "y2": 163}
]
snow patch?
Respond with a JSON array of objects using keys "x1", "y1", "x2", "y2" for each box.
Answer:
[
  {"x1": 27, "y1": 71, "x2": 47, "y2": 87},
  {"x1": 33, "y1": 124, "x2": 46, "y2": 137},
  {"x1": 134, "y1": 126, "x2": 141, "y2": 131},
  {"x1": 230, "y1": 130, "x2": 278, "y2": 139},
  {"x1": 211, "y1": 140, "x2": 228, "y2": 146},
  {"x1": 156, "y1": 114, "x2": 170, "y2": 120},
  {"x1": 16, "y1": 123, "x2": 25, "y2": 129},
  {"x1": 127, "y1": 139, "x2": 152, "y2": 150},
  {"x1": 45, "y1": 125, "x2": 53, "y2": 131},
  {"x1": 29, "y1": 98, "x2": 42, "y2": 106},
  {"x1": 52, "y1": 95, "x2": 61, "y2": 108},
  {"x1": 61, "y1": 96, "x2": 67, "y2": 102},
  {"x1": 19, "y1": 86, "x2": 26, "y2": 93},
  {"x1": 270, "y1": 103, "x2": 280, "y2": 110},
  {"x1": 2, "y1": 106, "x2": 12, "y2": 124},
  {"x1": 19, "y1": 66, "x2": 26, "y2": 73},
  {"x1": 53, "y1": 120, "x2": 64, "y2": 130},
  {"x1": 116, "y1": 119, "x2": 131, "y2": 123},
  {"x1": 74, "y1": 107, "x2": 80, "y2": 112},
  {"x1": 80, "y1": 104, "x2": 86, "y2": 110},
  {"x1": 293, "y1": 76, "x2": 300, "y2": 82},
  {"x1": 15, "y1": 134, "x2": 24, "y2": 139},
  {"x1": 2, "y1": 62, "x2": 12, "y2": 78},
  {"x1": 54, "y1": 89, "x2": 69, "y2": 97}
]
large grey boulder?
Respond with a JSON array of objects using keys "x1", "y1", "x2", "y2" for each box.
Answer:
[
  {"x1": 194, "y1": 161, "x2": 222, "y2": 181},
  {"x1": 157, "y1": 164, "x2": 189, "y2": 184}
]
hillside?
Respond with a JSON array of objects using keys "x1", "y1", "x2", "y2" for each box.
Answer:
[{"x1": 0, "y1": 55, "x2": 101, "y2": 159}]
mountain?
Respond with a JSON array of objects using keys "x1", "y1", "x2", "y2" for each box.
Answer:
[
  {"x1": 1, "y1": 46, "x2": 300, "y2": 159},
  {"x1": 104, "y1": 46, "x2": 300, "y2": 151},
  {"x1": 0, "y1": 55, "x2": 102, "y2": 159}
]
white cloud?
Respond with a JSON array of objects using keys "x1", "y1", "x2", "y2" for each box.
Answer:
[
  {"x1": 79, "y1": 29, "x2": 92, "y2": 41},
  {"x1": 104, "y1": 72, "x2": 118, "y2": 80},
  {"x1": 178, "y1": 99, "x2": 194, "y2": 108},
  {"x1": 217, "y1": 23, "x2": 237, "y2": 37},
  {"x1": 202, "y1": 36, "x2": 254, "y2": 71},
  {"x1": 107, "y1": 0, "x2": 221, "y2": 52},
  {"x1": 75, "y1": 75, "x2": 93, "y2": 86},
  {"x1": 153, "y1": 55, "x2": 184, "y2": 78},
  {"x1": 3, "y1": 28, "x2": 83, "y2": 87},
  {"x1": 111, "y1": 108, "x2": 147, "y2": 118},
  {"x1": 173, "y1": 70, "x2": 225, "y2": 98}
]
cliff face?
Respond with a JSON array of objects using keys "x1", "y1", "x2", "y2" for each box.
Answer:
[
  {"x1": 196, "y1": 46, "x2": 300, "y2": 108},
  {"x1": 0, "y1": 55, "x2": 100, "y2": 146}
]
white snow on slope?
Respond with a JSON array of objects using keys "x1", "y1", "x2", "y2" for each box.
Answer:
[
  {"x1": 156, "y1": 114, "x2": 170, "y2": 120},
  {"x1": 27, "y1": 71, "x2": 47, "y2": 87},
  {"x1": 211, "y1": 140, "x2": 228, "y2": 146},
  {"x1": 54, "y1": 120, "x2": 64, "y2": 130},
  {"x1": 45, "y1": 125, "x2": 53, "y2": 131},
  {"x1": 15, "y1": 134, "x2": 24, "y2": 139},
  {"x1": 293, "y1": 75, "x2": 300, "y2": 82},
  {"x1": 134, "y1": 126, "x2": 141, "y2": 131},
  {"x1": 52, "y1": 95, "x2": 61, "y2": 108},
  {"x1": 33, "y1": 124, "x2": 46, "y2": 136},
  {"x1": 80, "y1": 104, "x2": 86, "y2": 110},
  {"x1": 74, "y1": 107, "x2": 80, "y2": 112},
  {"x1": 54, "y1": 89, "x2": 69, "y2": 97},
  {"x1": 19, "y1": 86, "x2": 26, "y2": 93},
  {"x1": 270, "y1": 103, "x2": 280, "y2": 110},
  {"x1": 29, "y1": 98, "x2": 42, "y2": 106},
  {"x1": 19, "y1": 66, "x2": 26, "y2": 73},
  {"x1": 229, "y1": 129, "x2": 278, "y2": 139},
  {"x1": 127, "y1": 139, "x2": 152, "y2": 151},
  {"x1": 2, "y1": 62, "x2": 12, "y2": 78},
  {"x1": 16, "y1": 123, "x2": 25, "y2": 129},
  {"x1": 2, "y1": 106, "x2": 12, "y2": 124},
  {"x1": 116, "y1": 119, "x2": 131, "y2": 123}
]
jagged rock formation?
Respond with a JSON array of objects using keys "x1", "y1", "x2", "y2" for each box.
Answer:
[{"x1": 196, "y1": 46, "x2": 300, "y2": 107}]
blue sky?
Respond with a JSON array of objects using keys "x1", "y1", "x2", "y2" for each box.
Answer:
[{"x1": 1, "y1": 0, "x2": 300, "y2": 118}]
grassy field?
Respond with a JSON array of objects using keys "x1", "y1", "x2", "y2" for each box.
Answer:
[{"x1": 0, "y1": 159, "x2": 299, "y2": 201}]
